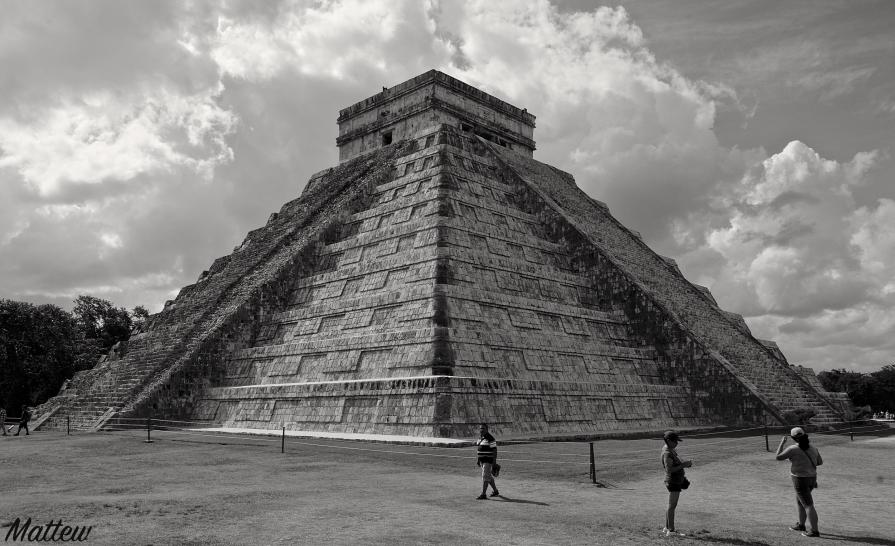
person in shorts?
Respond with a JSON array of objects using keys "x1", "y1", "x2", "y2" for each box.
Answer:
[
  {"x1": 475, "y1": 424, "x2": 499, "y2": 499},
  {"x1": 776, "y1": 427, "x2": 823, "y2": 537},
  {"x1": 661, "y1": 430, "x2": 692, "y2": 537}
]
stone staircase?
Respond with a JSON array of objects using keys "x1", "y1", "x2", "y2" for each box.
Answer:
[
  {"x1": 727, "y1": 359, "x2": 841, "y2": 424},
  {"x1": 38, "y1": 339, "x2": 166, "y2": 430},
  {"x1": 35, "y1": 144, "x2": 406, "y2": 432},
  {"x1": 655, "y1": 287, "x2": 842, "y2": 424},
  {"x1": 491, "y1": 144, "x2": 844, "y2": 426},
  {"x1": 793, "y1": 364, "x2": 853, "y2": 416}
]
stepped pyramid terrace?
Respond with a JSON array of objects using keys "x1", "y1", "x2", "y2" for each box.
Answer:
[{"x1": 35, "y1": 70, "x2": 851, "y2": 439}]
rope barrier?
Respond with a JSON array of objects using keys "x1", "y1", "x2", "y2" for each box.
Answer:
[
  {"x1": 579, "y1": 433, "x2": 866, "y2": 471},
  {"x1": 814, "y1": 426, "x2": 890, "y2": 436},
  {"x1": 672, "y1": 425, "x2": 765, "y2": 437},
  {"x1": 106, "y1": 423, "x2": 888, "y2": 466},
  {"x1": 540, "y1": 431, "x2": 870, "y2": 468},
  {"x1": 497, "y1": 446, "x2": 605, "y2": 457},
  {"x1": 109, "y1": 426, "x2": 583, "y2": 464},
  {"x1": 108, "y1": 427, "x2": 283, "y2": 444},
  {"x1": 162, "y1": 431, "x2": 281, "y2": 444},
  {"x1": 279, "y1": 436, "x2": 584, "y2": 465},
  {"x1": 110, "y1": 417, "x2": 212, "y2": 425},
  {"x1": 88, "y1": 418, "x2": 895, "y2": 438},
  {"x1": 76, "y1": 413, "x2": 895, "y2": 475},
  {"x1": 102, "y1": 423, "x2": 144, "y2": 430},
  {"x1": 90, "y1": 420, "x2": 893, "y2": 479},
  {"x1": 91, "y1": 416, "x2": 885, "y2": 440}
]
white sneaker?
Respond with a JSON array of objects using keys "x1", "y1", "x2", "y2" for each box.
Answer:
[{"x1": 662, "y1": 528, "x2": 686, "y2": 537}]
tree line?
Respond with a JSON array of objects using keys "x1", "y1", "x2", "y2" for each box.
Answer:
[
  {"x1": 0, "y1": 296, "x2": 148, "y2": 416},
  {"x1": 818, "y1": 366, "x2": 895, "y2": 414}
]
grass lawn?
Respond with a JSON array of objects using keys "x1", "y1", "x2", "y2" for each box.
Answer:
[{"x1": 1, "y1": 428, "x2": 893, "y2": 545}]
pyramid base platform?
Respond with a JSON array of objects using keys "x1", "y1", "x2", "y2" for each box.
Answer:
[{"x1": 150, "y1": 375, "x2": 772, "y2": 439}]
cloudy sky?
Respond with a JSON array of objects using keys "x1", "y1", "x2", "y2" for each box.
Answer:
[{"x1": 1, "y1": 0, "x2": 893, "y2": 373}]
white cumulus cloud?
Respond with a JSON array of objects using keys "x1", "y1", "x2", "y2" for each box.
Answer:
[
  {"x1": 0, "y1": 86, "x2": 236, "y2": 195},
  {"x1": 0, "y1": 0, "x2": 890, "y2": 374},
  {"x1": 706, "y1": 141, "x2": 878, "y2": 316}
]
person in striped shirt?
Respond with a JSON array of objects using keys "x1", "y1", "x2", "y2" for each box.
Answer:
[{"x1": 476, "y1": 423, "x2": 499, "y2": 499}]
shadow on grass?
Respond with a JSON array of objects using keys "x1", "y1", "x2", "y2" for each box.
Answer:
[
  {"x1": 589, "y1": 480, "x2": 632, "y2": 490},
  {"x1": 821, "y1": 533, "x2": 895, "y2": 545},
  {"x1": 490, "y1": 495, "x2": 549, "y2": 506},
  {"x1": 687, "y1": 534, "x2": 773, "y2": 546}
]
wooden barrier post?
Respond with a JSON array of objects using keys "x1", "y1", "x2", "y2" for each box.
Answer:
[
  {"x1": 282, "y1": 426, "x2": 286, "y2": 453},
  {"x1": 67, "y1": 415, "x2": 70, "y2": 436},
  {"x1": 589, "y1": 442, "x2": 596, "y2": 484},
  {"x1": 145, "y1": 416, "x2": 153, "y2": 443},
  {"x1": 764, "y1": 424, "x2": 770, "y2": 452},
  {"x1": 850, "y1": 423, "x2": 854, "y2": 441}
]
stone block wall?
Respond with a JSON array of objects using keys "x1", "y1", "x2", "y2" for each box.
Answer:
[
  {"x1": 337, "y1": 70, "x2": 535, "y2": 162},
  {"x1": 145, "y1": 125, "x2": 782, "y2": 438},
  {"x1": 36, "y1": 143, "x2": 410, "y2": 430},
  {"x1": 489, "y1": 142, "x2": 843, "y2": 425},
  {"x1": 174, "y1": 126, "x2": 453, "y2": 434},
  {"x1": 425, "y1": 130, "x2": 776, "y2": 435},
  {"x1": 195, "y1": 377, "x2": 441, "y2": 436}
]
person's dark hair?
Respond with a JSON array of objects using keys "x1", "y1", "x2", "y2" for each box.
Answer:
[
  {"x1": 796, "y1": 434, "x2": 810, "y2": 450},
  {"x1": 663, "y1": 430, "x2": 680, "y2": 445}
]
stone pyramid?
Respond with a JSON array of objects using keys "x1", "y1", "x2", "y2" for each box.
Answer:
[{"x1": 36, "y1": 70, "x2": 848, "y2": 438}]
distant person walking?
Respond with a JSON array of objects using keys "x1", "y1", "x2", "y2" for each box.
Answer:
[
  {"x1": 15, "y1": 405, "x2": 31, "y2": 436},
  {"x1": 476, "y1": 424, "x2": 499, "y2": 499},
  {"x1": 776, "y1": 427, "x2": 823, "y2": 537},
  {"x1": 0, "y1": 404, "x2": 7, "y2": 435},
  {"x1": 661, "y1": 430, "x2": 692, "y2": 537}
]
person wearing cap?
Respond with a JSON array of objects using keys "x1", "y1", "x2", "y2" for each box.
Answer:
[
  {"x1": 661, "y1": 430, "x2": 692, "y2": 537},
  {"x1": 776, "y1": 427, "x2": 823, "y2": 538}
]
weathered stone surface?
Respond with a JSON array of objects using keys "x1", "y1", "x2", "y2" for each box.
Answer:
[
  {"x1": 489, "y1": 141, "x2": 842, "y2": 425},
  {"x1": 792, "y1": 364, "x2": 853, "y2": 415},
  {"x1": 337, "y1": 70, "x2": 535, "y2": 162},
  {"x1": 36, "y1": 71, "x2": 843, "y2": 437}
]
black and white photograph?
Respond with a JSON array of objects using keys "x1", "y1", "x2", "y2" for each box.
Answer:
[{"x1": 1, "y1": 1, "x2": 894, "y2": 544}]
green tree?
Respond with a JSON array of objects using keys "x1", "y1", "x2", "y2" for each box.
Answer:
[
  {"x1": 0, "y1": 300, "x2": 94, "y2": 414},
  {"x1": 131, "y1": 305, "x2": 150, "y2": 330},
  {"x1": 0, "y1": 296, "x2": 149, "y2": 414},
  {"x1": 72, "y1": 295, "x2": 134, "y2": 352},
  {"x1": 869, "y1": 365, "x2": 895, "y2": 413},
  {"x1": 817, "y1": 368, "x2": 864, "y2": 394},
  {"x1": 818, "y1": 366, "x2": 894, "y2": 413}
]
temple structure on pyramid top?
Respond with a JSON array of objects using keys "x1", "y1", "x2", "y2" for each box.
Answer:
[
  {"x1": 35, "y1": 70, "x2": 850, "y2": 439},
  {"x1": 336, "y1": 70, "x2": 536, "y2": 162}
]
